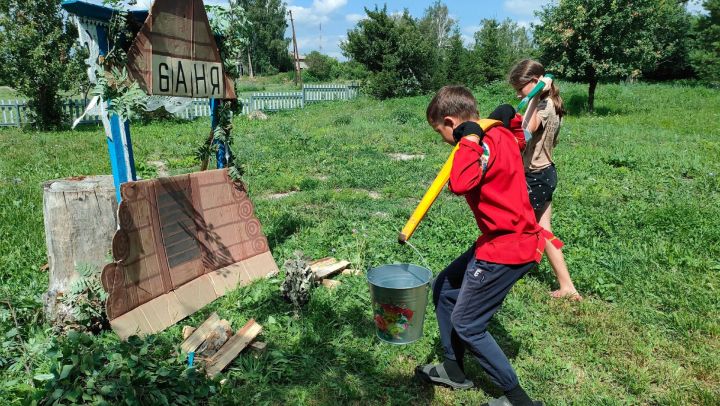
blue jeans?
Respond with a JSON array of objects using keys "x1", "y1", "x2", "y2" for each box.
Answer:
[{"x1": 432, "y1": 245, "x2": 535, "y2": 391}]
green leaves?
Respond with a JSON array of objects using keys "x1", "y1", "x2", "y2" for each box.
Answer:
[{"x1": 33, "y1": 332, "x2": 218, "y2": 404}]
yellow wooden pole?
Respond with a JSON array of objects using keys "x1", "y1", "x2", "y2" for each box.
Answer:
[{"x1": 398, "y1": 119, "x2": 502, "y2": 243}]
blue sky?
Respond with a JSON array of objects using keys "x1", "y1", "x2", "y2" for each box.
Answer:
[{"x1": 101, "y1": 0, "x2": 708, "y2": 61}]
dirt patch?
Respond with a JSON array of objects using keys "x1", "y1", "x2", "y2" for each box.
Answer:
[
  {"x1": 368, "y1": 191, "x2": 381, "y2": 200},
  {"x1": 389, "y1": 153, "x2": 425, "y2": 161},
  {"x1": 148, "y1": 161, "x2": 169, "y2": 177},
  {"x1": 266, "y1": 191, "x2": 298, "y2": 200}
]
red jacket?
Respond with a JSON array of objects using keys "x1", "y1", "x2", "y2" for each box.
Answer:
[{"x1": 449, "y1": 123, "x2": 562, "y2": 264}]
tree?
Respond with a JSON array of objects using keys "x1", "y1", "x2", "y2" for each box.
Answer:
[
  {"x1": 305, "y1": 51, "x2": 339, "y2": 81},
  {"x1": 418, "y1": 1, "x2": 455, "y2": 50},
  {"x1": 464, "y1": 19, "x2": 535, "y2": 86},
  {"x1": 342, "y1": 6, "x2": 436, "y2": 98},
  {"x1": 535, "y1": 0, "x2": 688, "y2": 112},
  {"x1": 689, "y1": 0, "x2": 720, "y2": 82},
  {"x1": 206, "y1": 1, "x2": 252, "y2": 81},
  {"x1": 0, "y1": 0, "x2": 84, "y2": 129},
  {"x1": 238, "y1": 0, "x2": 292, "y2": 74}
]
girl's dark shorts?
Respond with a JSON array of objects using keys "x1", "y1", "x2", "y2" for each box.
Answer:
[{"x1": 526, "y1": 164, "x2": 557, "y2": 211}]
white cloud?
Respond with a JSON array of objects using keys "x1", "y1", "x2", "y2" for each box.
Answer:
[
  {"x1": 503, "y1": 0, "x2": 553, "y2": 17},
  {"x1": 312, "y1": 0, "x2": 347, "y2": 14},
  {"x1": 345, "y1": 13, "x2": 364, "y2": 23},
  {"x1": 288, "y1": 0, "x2": 348, "y2": 26}
]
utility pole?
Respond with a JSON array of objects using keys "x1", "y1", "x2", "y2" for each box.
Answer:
[
  {"x1": 288, "y1": 10, "x2": 302, "y2": 87},
  {"x1": 319, "y1": 23, "x2": 322, "y2": 53}
]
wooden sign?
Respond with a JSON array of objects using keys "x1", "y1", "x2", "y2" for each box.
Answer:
[{"x1": 126, "y1": 0, "x2": 236, "y2": 99}]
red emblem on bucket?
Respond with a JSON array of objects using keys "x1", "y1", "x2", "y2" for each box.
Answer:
[{"x1": 373, "y1": 303, "x2": 414, "y2": 340}]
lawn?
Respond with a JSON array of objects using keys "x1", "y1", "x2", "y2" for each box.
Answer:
[{"x1": 0, "y1": 82, "x2": 718, "y2": 405}]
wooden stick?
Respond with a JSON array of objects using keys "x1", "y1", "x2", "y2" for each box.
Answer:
[
  {"x1": 206, "y1": 319, "x2": 262, "y2": 377},
  {"x1": 181, "y1": 312, "x2": 220, "y2": 353}
]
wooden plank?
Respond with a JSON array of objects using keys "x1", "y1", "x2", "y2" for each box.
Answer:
[
  {"x1": 205, "y1": 319, "x2": 262, "y2": 377},
  {"x1": 322, "y1": 279, "x2": 341, "y2": 289},
  {"x1": 181, "y1": 312, "x2": 220, "y2": 353},
  {"x1": 310, "y1": 257, "x2": 337, "y2": 271},
  {"x1": 341, "y1": 269, "x2": 363, "y2": 276},
  {"x1": 314, "y1": 260, "x2": 350, "y2": 280}
]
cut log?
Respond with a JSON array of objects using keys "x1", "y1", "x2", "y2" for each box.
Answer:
[
  {"x1": 322, "y1": 279, "x2": 341, "y2": 289},
  {"x1": 249, "y1": 341, "x2": 267, "y2": 353},
  {"x1": 182, "y1": 326, "x2": 196, "y2": 340},
  {"x1": 181, "y1": 312, "x2": 220, "y2": 353},
  {"x1": 42, "y1": 176, "x2": 118, "y2": 324},
  {"x1": 197, "y1": 319, "x2": 233, "y2": 357},
  {"x1": 206, "y1": 319, "x2": 262, "y2": 377},
  {"x1": 314, "y1": 260, "x2": 350, "y2": 280}
]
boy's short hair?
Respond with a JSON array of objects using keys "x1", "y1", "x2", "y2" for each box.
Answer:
[{"x1": 426, "y1": 86, "x2": 480, "y2": 126}]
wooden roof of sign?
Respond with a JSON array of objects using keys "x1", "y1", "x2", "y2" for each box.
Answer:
[
  {"x1": 102, "y1": 169, "x2": 277, "y2": 339},
  {"x1": 126, "y1": 0, "x2": 236, "y2": 99}
]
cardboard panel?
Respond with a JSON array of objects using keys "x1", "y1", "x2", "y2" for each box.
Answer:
[{"x1": 102, "y1": 169, "x2": 278, "y2": 338}]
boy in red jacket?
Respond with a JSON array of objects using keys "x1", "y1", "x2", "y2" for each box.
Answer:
[{"x1": 416, "y1": 86, "x2": 560, "y2": 406}]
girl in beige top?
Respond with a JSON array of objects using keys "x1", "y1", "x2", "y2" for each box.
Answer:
[{"x1": 509, "y1": 59, "x2": 582, "y2": 301}]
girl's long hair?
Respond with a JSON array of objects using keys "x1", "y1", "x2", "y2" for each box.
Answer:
[{"x1": 509, "y1": 59, "x2": 565, "y2": 118}]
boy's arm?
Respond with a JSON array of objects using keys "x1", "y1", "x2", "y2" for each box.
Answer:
[
  {"x1": 509, "y1": 114, "x2": 526, "y2": 150},
  {"x1": 448, "y1": 138, "x2": 487, "y2": 195}
]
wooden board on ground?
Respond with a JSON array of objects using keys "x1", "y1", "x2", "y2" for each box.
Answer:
[
  {"x1": 341, "y1": 269, "x2": 362, "y2": 276},
  {"x1": 249, "y1": 341, "x2": 267, "y2": 352},
  {"x1": 310, "y1": 257, "x2": 337, "y2": 271},
  {"x1": 313, "y1": 260, "x2": 351, "y2": 280},
  {"x1": 322, "y1": 279, "x2": 341, "y2": 289},
  {"x1": 181, "y1": 312, "x2": 220, "y2": 353},
  {"x1": 206, "y1": 319, "x2": 263, "y2": 377}
]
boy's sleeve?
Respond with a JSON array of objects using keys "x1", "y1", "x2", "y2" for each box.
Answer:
[
  {"x1": 448, "y1": 138, "x2": 491, "y2": 195},
  {"x1": 508, "y1": 114, "x2": 526, "y2": 151}
]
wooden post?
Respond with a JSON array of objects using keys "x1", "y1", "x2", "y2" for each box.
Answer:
[
  {"x1": 42, "y1": 176, "x2": 118, "y2": 323},
  {"x1": 288, "y1": 10, "x2": 302, "y2": 87}
]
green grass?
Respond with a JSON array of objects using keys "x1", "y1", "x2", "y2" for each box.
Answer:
[{"x1": 0, "y1": 82, "x2": 718, "y2": 405}]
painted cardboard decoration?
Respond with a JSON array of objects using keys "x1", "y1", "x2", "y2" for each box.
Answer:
[
  {"x1": 101, "y1": 169, "x2": 278, "y2": 339},
  {"x1": 126, "y1": 0, "x2": 236, "y2": 99}
]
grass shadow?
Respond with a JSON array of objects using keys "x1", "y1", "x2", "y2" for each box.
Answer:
[{"x1": 565, "y1": 93, "x2": 628, "y2": 117}]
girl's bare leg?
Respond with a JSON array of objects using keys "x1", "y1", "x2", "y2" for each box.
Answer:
[{"x1": 537, "y1": 202, "x2": 582, "y2": 300}]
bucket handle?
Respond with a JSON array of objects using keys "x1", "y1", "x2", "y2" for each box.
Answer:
[{"x1": 403, "y1": 240, "x2": 431, "y2": 271}]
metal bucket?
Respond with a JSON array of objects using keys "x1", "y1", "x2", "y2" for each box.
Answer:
[{"x1": 367, "y1": 263, "x2": 432, "y2": 345}]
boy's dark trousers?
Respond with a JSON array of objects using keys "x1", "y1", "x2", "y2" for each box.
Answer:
[{"x1": 432, "y1": 245, "x2": 535, "y2": 391}]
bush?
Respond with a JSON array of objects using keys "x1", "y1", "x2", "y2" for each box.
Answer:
[{"x1": 33, "y1": 332, "x2": 217, "y2": 405}]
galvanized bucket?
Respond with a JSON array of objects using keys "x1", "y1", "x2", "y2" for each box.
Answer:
[{"x1": 367, "y1": 263, "x2": 432, "y2": 345}]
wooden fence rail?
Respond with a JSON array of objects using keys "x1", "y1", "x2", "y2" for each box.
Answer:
[{"x1": 0, "y1": 83, "x2": 360, "y2": 128}]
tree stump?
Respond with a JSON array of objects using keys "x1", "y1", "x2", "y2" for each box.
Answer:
[{"x1": 42, "y1": 176, "x2": 118, "y2": 323}]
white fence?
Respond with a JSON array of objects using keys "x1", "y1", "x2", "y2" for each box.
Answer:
[{"x1": 0, "y1": 83, "x2": 361, "y2": 128}]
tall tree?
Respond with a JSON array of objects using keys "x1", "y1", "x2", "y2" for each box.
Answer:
[
  {"x1": 238, "y1": 0, "x2": 292, "y2": 74},
  {"x1": 690, "y1": 0, "x2": 720, "y2": 82},
  {"x1": 465, "y1": 19, "x2": 534, "y2": 85},
  {"x1": 0, "y1": 0, "x2": 84, "y2": 129},
  {"x1": 535, "y1": 0, "x2": 687, "y2": 112},
  {"x1": 418, "y1": 1, "x2": 455, "y2": 50},
  {"x1": 342, "y1": 6, "x2": 436, "y2": 98}
]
